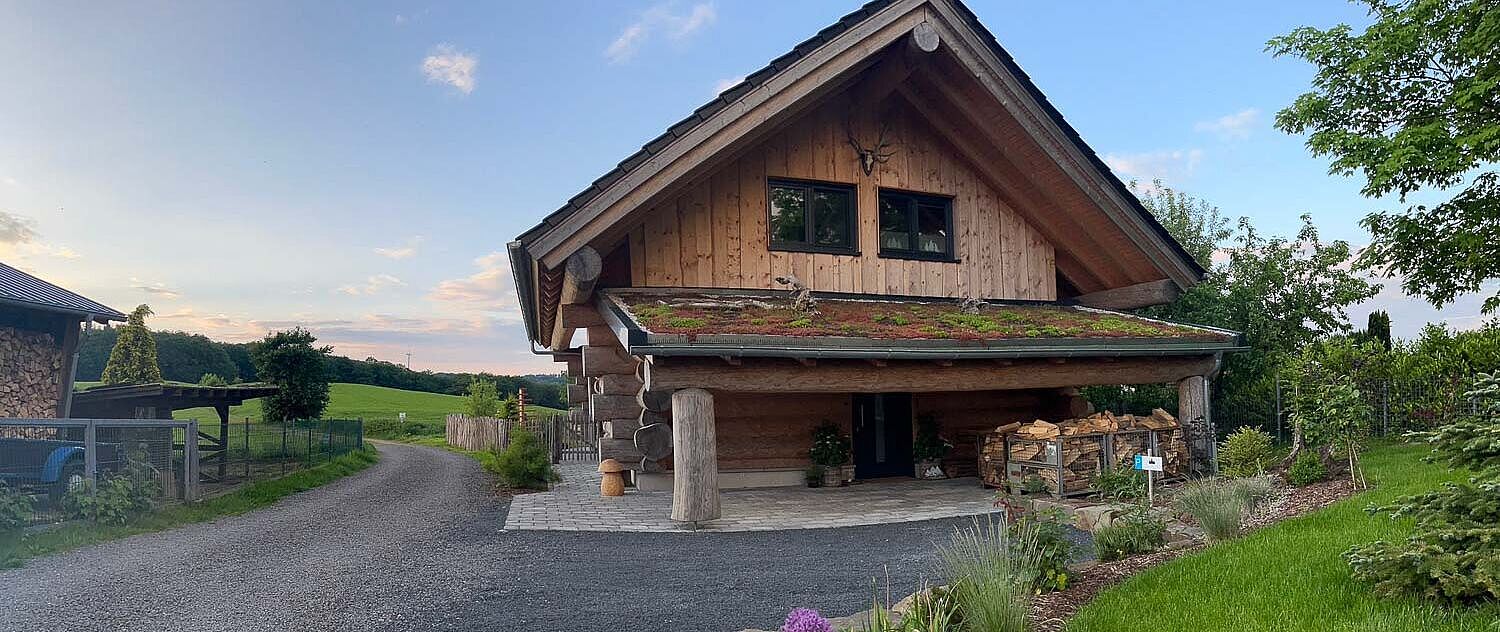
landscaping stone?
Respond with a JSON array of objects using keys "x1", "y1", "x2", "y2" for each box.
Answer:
[{"x1": 1072, "y1": 503, "x2": 1130, "y2": 532}]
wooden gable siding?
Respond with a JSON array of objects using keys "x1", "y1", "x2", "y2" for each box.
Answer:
[{"x1": 621, "y1": 94, "x2": 1057, "y2": 300}]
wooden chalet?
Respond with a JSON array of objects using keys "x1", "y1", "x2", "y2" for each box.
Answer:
[{"x1": 509, "y1": 0, "x2": 1243, "y2": 523}]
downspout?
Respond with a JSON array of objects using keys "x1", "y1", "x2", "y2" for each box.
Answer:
[{"x1": 61, "y1": 315, "x2": 94, "y2": 418}]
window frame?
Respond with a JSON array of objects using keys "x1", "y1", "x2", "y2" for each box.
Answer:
[
  {"x1": 877, "y1": 188, "x2": 958, "y2": 262},
  {"x1": 765, "y1": 178, "x2": 860, "y2": 256}
]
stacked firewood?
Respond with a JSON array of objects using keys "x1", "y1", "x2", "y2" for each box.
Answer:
[
  {"x1": 0, "y1": 326, "x2": 63, "y2": 418},
  {"x1": 979, "y1": 409, "x2": 1189, "y2": 494}
]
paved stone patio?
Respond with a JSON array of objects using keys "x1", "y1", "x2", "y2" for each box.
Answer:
[{"x1": 504, "y1": 462, "x2": 1005, "y2": 532}]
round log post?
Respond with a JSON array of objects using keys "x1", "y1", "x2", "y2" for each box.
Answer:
[{"x1": 670, "y1": 388, "x2": 720, "y2": 525}]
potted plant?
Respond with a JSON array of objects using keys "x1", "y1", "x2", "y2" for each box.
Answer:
[
  {"x1": 912, "y1": 414, "x2": 952, "y2": 479},
  {"x1": 804, "y1": 465, "x2": 825, "y2": 488},
  {"x1": 809, "y1": 422, "x2": 852, "y2": 487}
]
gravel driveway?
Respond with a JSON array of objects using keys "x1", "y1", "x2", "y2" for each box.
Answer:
[{"x1": 0, "y1": 442, "x2": 1071, "y2": 632}]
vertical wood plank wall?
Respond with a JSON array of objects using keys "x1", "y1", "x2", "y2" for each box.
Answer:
[{"x1": 624, "y1": 95, "x2": 1058, "y2": 301}]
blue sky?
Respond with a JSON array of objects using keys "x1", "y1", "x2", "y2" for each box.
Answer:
[{"x1": 0, "y1": 1, "x2": 1488, "y2": 374}]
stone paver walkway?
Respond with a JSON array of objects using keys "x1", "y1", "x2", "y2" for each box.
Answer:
[{"x1": 504, "y1": 462, "x2": 1005, "y2": 532}]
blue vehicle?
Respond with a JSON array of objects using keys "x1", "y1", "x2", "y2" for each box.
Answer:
[{"x1": 0, "y1": 438, "x2": 123, "y2": 499}]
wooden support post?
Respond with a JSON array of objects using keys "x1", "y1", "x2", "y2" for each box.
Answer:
[
  {"x1": 184, "y1": 420, "x2": 200, "y2": 502},
  {"x1": 670, "y1": 388, "x2": 720, "y2": 525},
  {"x1": 1178, "y1": 375, "x2": 1210, "y2": 475},
  {"x1": 83, "y1": 419, "x2": 98, "y2": 491},
  {"x1": 215, "y1": 403, "x2": 230, "y2": 480}
]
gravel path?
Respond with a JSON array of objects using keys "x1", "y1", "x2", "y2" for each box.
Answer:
[{"x1": 0, "y1": 442, "x2": 1070, "y2": 632}]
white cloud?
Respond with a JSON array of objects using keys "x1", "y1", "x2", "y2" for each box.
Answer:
[
  {"x1": 428, "y1": 251, "x2": 523, "y2": 323},
  {"x1": 338, "y1": 274, "x2": 406, "y2": 296},
  {"x1": 374, "y1": 235, "x2": 424, "y2": 260},
  {"x1": 422, "y1": 44, "x2": 478, "y2": 94},
  {"x1": 129, "y1": 278, "x2": 180, "y2": 299},
  {"x1": 0, "y1": 210, "x2": 38, "y2": 244},
  {"x1": 1, "y1": 177, "x2": 18, "y2": 187},
  {"x1": 605, "y1": 3, "x2": 717, "y2": 63},
  {"x1": 1194, "y1": 108, "x2": 1261, "y2": 141},
  {"x1": 1103, "y1": 149, "x2": 1204, "y2": 188},
  {"x1": 714, "y1": 76, "x2": 744, "y2": 95}
]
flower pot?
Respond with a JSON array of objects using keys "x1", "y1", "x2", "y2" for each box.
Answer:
[
  {"x1": 915, "y1": 460, "x2": 946, "y2": 480},
  {"x1": 841, "y1": 465, "x2": 856, "y2": 484},
  {"x1": 822, "y1": 467, "x2": 845, "y2": 488}
]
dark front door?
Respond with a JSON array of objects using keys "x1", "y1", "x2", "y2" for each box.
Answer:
[{"x1": 852, "y1": 393, "x2": 913, "y2": 479}]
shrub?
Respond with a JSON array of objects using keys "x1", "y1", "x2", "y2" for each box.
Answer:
[
  {"x1": 1093, "y1": 508, "x2": 1166, "y2": 561},
  {"x1": 0, "y1": 483, "x2": 34, "y2": 565},
  {"x1": 1173, "y1": 480, "x2": 1245, "y2": 542},
  {"x1": 1014, "y1": 506, "x2": 1075, "y2": 592},
  {"x1": 1219, "y1": 427, "x2": 1275, "y2": 478},
  {"x1": 808, "y1": 422, "x2": 850, "y2": 469},
  {"x1": 61, "y1": 470, "x2": 160, "y2": 526},
  {"x1": 779, "y1": 608, "x2": 832, "y2": 632},
  {"x1": 490, "y1": 427, "x2": 557, "y2": 490},
  {"x1": 1226, "y1": 476, "x2": 1277, "y2": 512},
  {"x1": 939, "y1": 517, "x2": 1037, "y2": 632},
  {"x1": 1018, "y1": 474, "x2": 1049, "y2": 495},
  {"x1": 1092, "y1": 468, "x2": 1145, "y2": 501},
  {"x1": 466, "y1": 378, "x2": 500, "y2": 417},
  {"x1": 804, "y1": 465, "x2": 824, "y2": 488},
  {"x1": 197, "y1": 373, "x2": 228, "y2": 387},
  {"x1": 1287, "y1": 451, "x2": 1326, "y2": 486},
  {"x1": 911, "y1": 414, "x2": 952, "y2": 463}
]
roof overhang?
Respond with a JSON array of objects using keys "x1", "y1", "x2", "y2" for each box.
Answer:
[{"x1": 72, "y1": 383, "x2": 280, "y2": 412}]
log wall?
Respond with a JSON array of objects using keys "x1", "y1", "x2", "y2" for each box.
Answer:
[
  {"x1": 0, "y1": 325, "x2": 65, "y2": 418},
  {"x1": 912, "y1": 389, "x2": 1070, "y2": 478},
  {"x1": 621, "y1": 94, "x2": 1057, "y2": 300}
]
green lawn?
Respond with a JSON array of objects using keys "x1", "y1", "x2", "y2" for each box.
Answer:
[
  {"x1": 165, "y1": 382, "x2": 562, "y2": 425},
  {"x1": 1067, "y1": 443, "x2": 1500, "y2": 632}
]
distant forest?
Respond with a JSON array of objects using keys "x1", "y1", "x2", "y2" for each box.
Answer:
[{"x1": 75, "y1": 328, "x2": 566, "y2": 409}]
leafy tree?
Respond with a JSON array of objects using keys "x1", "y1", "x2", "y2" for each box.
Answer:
[
  {"x1": 1132, "y1": 179, "x2": 1230, "y2": 268},
  {"x1": 498, "y1": 393, "x2": 520, "y2": 419},
  {"x1": 101, "y1": 305, "x2": 162, "y2": 385},
  {"x1": 249, "y1": 328, "x2": 331, "y2": 422},
  {"x1": 466, "y1": 378, "x2": 499, "y2": 417},
  {"x1": 1269, "y1": 0, "x2": 1500, "y2": 311},
  {"x1": 1150, "y1": 214, "x2": 1381, "y2": 426},
  {"x1": 197, "y1": 373, "x2": 228, "y2": 387},
  {"x1": 1365, "y1": 310, "x2": 1393, "y2": 350},
  {"x1": 155, "y1": 332, "x2": 239, "y2": 383}
]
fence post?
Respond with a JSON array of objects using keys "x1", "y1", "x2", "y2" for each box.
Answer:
[
  {"x1": 1382, "y1": 382, "x2": 1390, "y2": 436},
  {"x1": 84, "y1": 419, "x2": 98, "y2": 491},
  {"x1": 184, "y1": 420, "x2": 200, "y2": 502},
  {"x1": 244, "y1": 417, "x2": 251, "y2": 480},
  {"x1": 324, "y1": 420, "x2": 332, "y2": 461},
  {"x1": 281, "y1": 421, "x2": 288, "y2": 475},
  {"x1": 306, "y1": 422, "x2": 313, "y2": 462},
  {"x1": 357, "y1": 418, "x2": 364, "y2": 450},
  {"x1": 1274, "y1": 378, "x2": 1283, "y2": 443},
  {"x1": 550, "y1": 415, "x2": 563, "y2": 464}
]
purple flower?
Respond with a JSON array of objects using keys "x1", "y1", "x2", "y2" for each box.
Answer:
[{"x1": 781, "y1": 608, "x2": 833, "y2": 632}]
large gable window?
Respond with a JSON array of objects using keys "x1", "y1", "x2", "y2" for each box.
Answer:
[
  {"x1": 767, "y1": 179, "x2": 857, "y2": 255},
  {"x1": 879, "y1": 190, "x2": 955, "y2": 261}
]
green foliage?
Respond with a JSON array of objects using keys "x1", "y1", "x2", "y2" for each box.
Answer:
[
  {"x1": 1130, "y1": 179, "x2": 1230, "y2": 269},
  {"x1": 250, "y1": 327, "x2": 332, "y2": 423},
  {"x1": 1019, "y1": 474, "x2": 1049, "y2": 495},
  {"x1": 1365, "y1": 311, "x2": 1393, "y2": 351},
  {"x1": 1014, "y1": 506, "x2": 1075, "y2": 593},
  {"x1": 664, "y1": 316, "x2": 706, "y2": 329},
  {"x1": 101, "y1": 304, "x2": 163, "y2": 385},
  {"x1": 498, "y1": 393, "x2": 520, "y2": 419},
  {"x1": 1346, "y1": 373, "x2": 1500, "y2": 604},
  {"x1": 1287, "y1": 355, "x2": 1374, "y2": 486},
  {"x1": 1269, "y1": 1, "x2": 1500, "y2": 312},
  {"x1": 1288, "y1": 451, "x2": 1327, "y2": 486},
  {"x1": 939, "y1": 517, "x2": 1038, "y2": 632},
  {"x1": 1092, "y1": 468, "x2": 1146, "y2": 501},
  {"x1": 1093, "y1": 508, "x2": 1166, "y2": 562},
  {"x1": 0, "y1": 483, "x2": 32, "y2": 532},
  {"x1": 804, "y1": 465, "x2": 824, "y2": 487},
  {"x1": 490, "y1": 427, "x2": 557, "y2": 490},
  {"x1": 911, "y1": 414, "x2": 952, "y2": 462},
  {"x1": 197, "y1": 373, "x2": 228, "y2": 387},
  {"x1": 466, "y1": 378, "x2": 499, "y2": 417},
  {"x1": 61, "y1": 454, "x2": 160, "y2": 526},
  {"x1": 856, "y1": 584, "x2": 958, "y2": 632},
  {"x1": 1219, "y1": 427, "x2": 1276, "y2": 478},
  {"x1": 809, "y1": 422, "x2": 851, "y2": 468}
]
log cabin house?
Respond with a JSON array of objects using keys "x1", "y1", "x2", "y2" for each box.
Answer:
[
  {"x1": 0, "y1": 261, "x2": 127, "y2": 419},
  {"x1": 508, "y1": 0, "x2": 1243, "y2": 523}
]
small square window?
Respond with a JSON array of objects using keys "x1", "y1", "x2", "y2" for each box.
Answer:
[
  {"x1": 767, "y1": 179, "x2": 857, "y2": 254},
  {"x1": 878, "y1": 190, "x2": 955, "y2": 261}
]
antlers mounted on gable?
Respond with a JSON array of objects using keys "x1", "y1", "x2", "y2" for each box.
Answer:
[{"x1": 846, "y1": 121, "x2": 896, "y2": 176}]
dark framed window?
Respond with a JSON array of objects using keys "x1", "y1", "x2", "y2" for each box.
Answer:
[
  {"x1": 767, "y1": 179, "x2": 857, "y2": 255},
  {"x1": 878, "y1": 189, "x2": 955, "y2": 261}
]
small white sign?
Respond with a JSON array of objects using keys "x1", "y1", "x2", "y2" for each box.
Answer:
[
  {"x1": 1134, "y1": 454, "x2": 1163, "y2": 472},
  {"x1": 399, "y1": 412, "x2": 407, "y2": 423}
]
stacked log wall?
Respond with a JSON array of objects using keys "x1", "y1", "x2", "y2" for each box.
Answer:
[
  {"x1": 584, "y1": 344, "x2": 646, "y2": 468},
  {"x1": 0, "y1": 325, "x2": 64, "y2": 418}
]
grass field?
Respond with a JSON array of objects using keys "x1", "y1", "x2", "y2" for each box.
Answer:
[
  {"x1": 1067, "y1": 442, "x2": 1500, "y2": 632},
  {"x1": 161, "y1": 383, "x2": 562, "y2": 425}
]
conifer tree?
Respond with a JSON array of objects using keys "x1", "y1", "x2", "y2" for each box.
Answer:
[{"x1": 101, "y1": 305, "x2": 162, "y2": 385}]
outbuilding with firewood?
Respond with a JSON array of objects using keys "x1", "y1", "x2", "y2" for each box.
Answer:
[{"x1": 508, "y1": 0, "x2": 1244, "y2": 525}]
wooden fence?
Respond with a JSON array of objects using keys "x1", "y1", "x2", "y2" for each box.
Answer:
[{"x1": 445, "y1": 413, "x2": 597, "y2": 463}]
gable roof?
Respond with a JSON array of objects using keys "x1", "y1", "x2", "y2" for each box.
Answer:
[
  {"x1": 0, "y1": 261, "x2": 127, "y2": 321},
  {"x1": 513, "y1": 0, "x2": 1205, "y2": 284}
]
